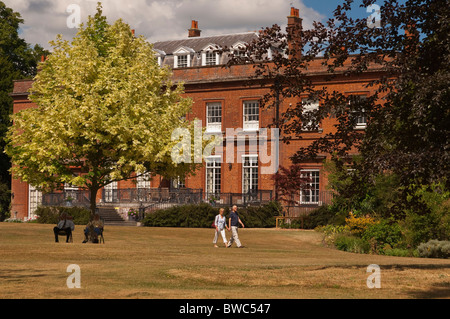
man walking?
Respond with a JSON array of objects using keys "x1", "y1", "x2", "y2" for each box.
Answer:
[{"x1": 227, "y1": 205, "x2": 245, "y2": 248}]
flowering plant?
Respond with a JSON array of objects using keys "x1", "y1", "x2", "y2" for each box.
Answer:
[
  {"x1": 128, "y1": 209, "x2": 138, "y2": 218},
  {"x1": 345, "y1": 212, "x2": 378, "y2": 236}
]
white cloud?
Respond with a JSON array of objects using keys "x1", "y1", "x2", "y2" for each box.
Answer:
[{"x1": 3, "y1": 0, "x2": 324, "y2": 50}]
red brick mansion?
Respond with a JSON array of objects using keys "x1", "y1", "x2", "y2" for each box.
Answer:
[{"x1": 10, "y1": 8, "x2": 382, "y2": 221}]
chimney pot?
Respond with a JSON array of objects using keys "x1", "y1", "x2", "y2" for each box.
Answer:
[
  {"x1": 290, "y1": 7, "x2": 299, "y2": 18},
  {"x1": 287, "y1": 7, "x2": 302, "y2": 26},
  {"x1": 188, "y1": 20, "x2": 201, "y2": 37}
]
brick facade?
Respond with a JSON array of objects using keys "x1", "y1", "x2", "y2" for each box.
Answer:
[{"x1": 9, "y1": 8, "x2": 382, "y2": 220}]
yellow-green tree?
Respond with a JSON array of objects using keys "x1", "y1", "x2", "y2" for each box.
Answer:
[{"x1": 6, "y1": 5, "x2": 199, "y2": 216}]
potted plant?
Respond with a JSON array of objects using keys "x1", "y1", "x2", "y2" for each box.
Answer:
[
  {"x1": 65, "y1": 196, "x2": 74, "y2": 207},
  {"x1": 127, "y1": 209, "x2": 138, "y2": 221}
]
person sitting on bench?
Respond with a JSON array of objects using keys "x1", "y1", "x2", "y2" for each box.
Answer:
[
  {"x1": 83, "y1": 213, "x2": 104, "y2": 243},
  {"x1": 53, "y1": 213, "x2": 75, "y2": 243}
]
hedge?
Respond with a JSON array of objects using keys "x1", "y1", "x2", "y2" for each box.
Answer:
[
  {"x1": 35, "y1": 206, "x2": 91, "y2": 225},
  {"x1": 142, "y1": 201, "x2": 281, "y2": 228}
]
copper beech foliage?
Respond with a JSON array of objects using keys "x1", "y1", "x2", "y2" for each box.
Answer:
[{"x1": 226, "y1": 0, "x2": 449, "y2": 203}]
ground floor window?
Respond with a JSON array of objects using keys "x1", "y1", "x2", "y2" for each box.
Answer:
[
  {"x1": 136, "y1": 173, "x2": 151, "y2": 189},
  {"x1": 104, "y1": 181, "x2": 118, "y2": 203},
  {"x1": 206, "y1": 156, "x2": 221, "y2": 195},
  {"x1": 242, "y1": 155, "x2": 258, "y2": 194},
  {"x1": 300, "y1": 170, "x2": 320, "y2": 204},
  {"x1": 28, "y1": 185, "x2": 42, "y2": 220},
  {"x1": 171, "y1": 176, "x2": 186, "y2": 189}
]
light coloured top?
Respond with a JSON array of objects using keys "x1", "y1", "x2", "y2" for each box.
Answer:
[
  {"x1": 57, "y1": 219, "x2": 75, "y2": 231},
  {"x1": 215, "y1": 214, "x2": 226, "y2": 231}
]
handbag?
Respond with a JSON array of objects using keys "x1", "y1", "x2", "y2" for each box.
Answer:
[{"x1": 212, "y1": 215, "x2": 218, "y2": 228}]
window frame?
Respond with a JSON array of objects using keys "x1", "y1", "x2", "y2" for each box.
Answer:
[
  {"x1": 176, "y1": 54, "x2": 189, "y2": 68},
  {"x1": 206, "y1": 102, "x2": 222, "y2": 133},
  {"x1": 28, "y1": 185, "x2": 42, "y2": 221},
  {"x1": 205, "y1": 51, "x2": 217, "y2": 66},
  {"x1": 243, "y1": 100, "x2": 260, "y2": 131},
  {"x1": 242, "y1": 155, "x2": 259, "y2": 194},
  {"x1": 205, "y1": 156, "x2": 222, "y2": 196},
  {"x1": 136, "y1": 173, "x2": 151, "y2": 189},
  {"x1": 348, "y1": 94, "x2": 368, "y2": 130},
  {"x1": 301, "y1": 98, "x2": 320, "y2": 131},
  {"x1": 300, "y1": 169, "x2": 320, "y2": 204}
]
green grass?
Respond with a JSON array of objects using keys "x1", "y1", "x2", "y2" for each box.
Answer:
[{"x1": 0, "y1": 223, "x2": 449, "y2": 299}]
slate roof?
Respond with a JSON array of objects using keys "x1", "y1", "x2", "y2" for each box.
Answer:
[
  {"x1": 153, "y1": 32, "x2": 258, "y2": 54},
  {"x1": 153, "y1": 32, "x2": 259, "y2": 68}
]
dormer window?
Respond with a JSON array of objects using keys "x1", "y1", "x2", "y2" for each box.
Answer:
[
  {"x1": 177, "y1": 55, "x2": 188, "y2": 68},
  {"x1": 173, "y1": 46, "x2": 194, "y2": 68},
  {"x1": 154, "y1": 49, "x2": 166, "y2": 67},
  {"x1": 201, "y1": 44, "x2": 221, "y2": 66},
  {"x1": 205, "y1": 52, "x2": 216, "y2": 66},
  {"x1": 231, "y1": 41, "x2": 249, "y2": 59}
]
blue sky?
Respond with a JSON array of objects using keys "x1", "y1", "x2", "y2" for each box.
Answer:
[{"x1": 3, "y1": 0, "x2": 383, "y2": 50}]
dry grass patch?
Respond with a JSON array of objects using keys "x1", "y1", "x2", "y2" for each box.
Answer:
[{"x1": 0, "y1": 223, "x2": 448, "y2": 299}]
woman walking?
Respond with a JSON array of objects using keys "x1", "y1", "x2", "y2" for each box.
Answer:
[{"x1": 213, "y1": 208, "x2": 229, "y2": 247}]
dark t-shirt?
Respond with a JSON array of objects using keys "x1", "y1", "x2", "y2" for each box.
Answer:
[{"x1": 229, "y1": 211, "x2": 239, "y2": 227}]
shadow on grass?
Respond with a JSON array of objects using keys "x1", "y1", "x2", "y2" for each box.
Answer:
[
  {"x1": 0, "y1": 269, "x2": 50, "y2": 282},
  {"x1": 407, "y1": 281, "x2": 450, "y2": 299},
  {"x1": 311, "y1": 263, "x2": 450, "y2": 271}
]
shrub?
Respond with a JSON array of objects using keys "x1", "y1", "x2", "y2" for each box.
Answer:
[
  {"x1": 362, "y1": 219, "x2": 404, "y2": 252},
  {"x1": 417, "y1": 240, "x2": 450, "y2": 259},
  {"x1": 345, "y1": 213, "x2": 377, "y2": 237},
  {"x1": 403, "y1": 209, "x2": 450, "y2": 248},
  {"x1": 239, "y1": 201, "x2": 280, "y2": 228},
  {"x1": 278, "y1": 217, "x2": 304, "y2": 229},
  {"x1": 315, "y1": 224, "x2": 349, "y2": 247},
  {"x1": 142, "y1": 201, "x2": 281, "y2": 228},
  {"x1": 334, "y1": 234, "x2": 370, "y2": 254},
  {"x1": 403, "y1": 183, "x2": 450, "y2": 247},
  {"x1": 382, "y1": 247, "x2": 419, "y2": 257},
  {"x1": 35, "y1": 206, "x2": 91, "y2": 225},
  {"x1": 303, "y1": 205, "x2": 343, "y2": 229},
  {"x1": 142, "y1": 203, "x2": 216, "y2": 228}
]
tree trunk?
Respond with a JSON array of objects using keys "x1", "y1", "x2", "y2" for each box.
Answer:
[
  {"x1": 89, "y1": 186, "x2": 99, "y2": 218},
  {"x1": 87, "y1": 186, "x2": 99, "y2": 243}
]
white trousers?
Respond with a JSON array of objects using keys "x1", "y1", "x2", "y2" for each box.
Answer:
[
  {"x1": 227, "y1": 226, "x2": 242, "y2": 247},
  {"x1": 213, "y1": 228, "x2": 227, "y2": 244}
]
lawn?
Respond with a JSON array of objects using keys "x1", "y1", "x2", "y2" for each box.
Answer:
[{"x1": 0, "y1": 222, "x2": 449, "y2": 299}]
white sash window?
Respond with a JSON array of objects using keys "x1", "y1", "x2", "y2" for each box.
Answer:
[
  {"x1": 243, "y1": 100, "x2": 259, "y2": 131},
  {"x1": 206, "y1": 102, "x2": 222, "y2": 132},
  {"x1": 206, "y1": 156, "x2": 221, "y2": 195}
]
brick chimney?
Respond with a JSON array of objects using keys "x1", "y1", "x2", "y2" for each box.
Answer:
[
  {"x1": 287, "y1": 7, "x2": 301, "y2": 26},
  {"x1": 287, "y1": 7, "x2": 303, "y2": 59},
  {"x1": 188, "y1": 20, "x2": 201, "y2": 38}
]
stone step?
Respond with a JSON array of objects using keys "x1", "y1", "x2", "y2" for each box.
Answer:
[
  {"x1": 104, "y1": 220, "x2": 138, "y2": 227},
  {"x1": 97, "y1": 207, "x2": 125, "y2": 222}
]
